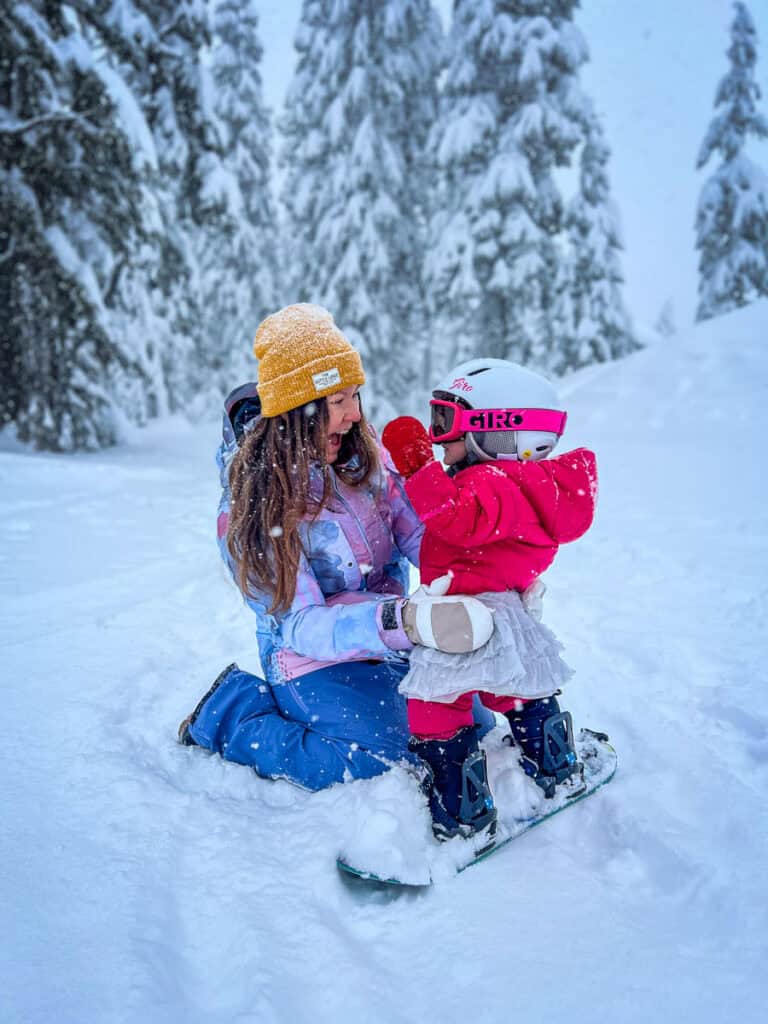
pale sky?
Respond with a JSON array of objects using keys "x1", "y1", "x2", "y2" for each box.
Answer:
[{"x1": 256, "y1": 0, "x2": 768, "y2": 330}]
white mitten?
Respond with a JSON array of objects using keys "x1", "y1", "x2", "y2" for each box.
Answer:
[
  {"x1": 419, "y1": 571, "x2": 454, "y2": 597},
  {"x1": 521, "y1": 579, "x2": 546, "y2": 622},
  {"x1": 404, "y1": 573, "x2": 493, "y2": 654}
]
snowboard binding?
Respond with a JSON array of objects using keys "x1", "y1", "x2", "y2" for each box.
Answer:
[
  {"x1": 505, "y1": 696, "x2": 584, "y2": 799},
  {"x1": 410, "y1": 727, "x2": 498, "y2": 846},
  {"x1": 454, "y1": 748, "x2": 498, "y2": 844}
]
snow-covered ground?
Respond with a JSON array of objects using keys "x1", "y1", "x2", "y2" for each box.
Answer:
[{"x1": 2, "y1": 304, "x2": 767, "y2": 1023}]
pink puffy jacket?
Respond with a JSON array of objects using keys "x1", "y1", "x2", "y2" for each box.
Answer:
[{"x1": 405, "y1": 448, "x2": 598, "y2": 595}]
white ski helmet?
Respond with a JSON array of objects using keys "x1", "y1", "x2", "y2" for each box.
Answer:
[{"x1": 430, "y1": 357, "x2": 566, "y2": 462}]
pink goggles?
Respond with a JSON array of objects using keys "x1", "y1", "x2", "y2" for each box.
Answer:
[{"x1": 428, "y1": 399, "x2": 567, "y2": 443}]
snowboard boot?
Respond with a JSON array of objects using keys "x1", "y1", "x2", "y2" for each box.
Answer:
[
  {"x1": 504, "y1": 695, "x2": 583, "y2": 799},
  {"x1": 409, "y1": 726, "x2": 498, "y2": 843}
]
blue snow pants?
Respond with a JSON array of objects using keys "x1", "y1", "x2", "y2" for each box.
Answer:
[{"x1": 185, "y1": 661, "x2": 495, "y2": 791}]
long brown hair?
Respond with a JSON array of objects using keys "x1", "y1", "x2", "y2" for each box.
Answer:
[{"x1": 226, "y1": 396, "x2": 380, "y2": 613}]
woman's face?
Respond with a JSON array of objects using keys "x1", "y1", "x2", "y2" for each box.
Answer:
[{"x1": 325, "y1": 386, "x2": 362, "y2": 462}]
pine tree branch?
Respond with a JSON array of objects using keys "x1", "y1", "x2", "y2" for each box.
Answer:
[
  {"x1": 0, "y1": 238, "x2": 16, "y2": 265},
  {"x1": 158, "y1": 14, "x2": 188, "y2": 41},
  {"x1": 0, "y1": 108, "x2": 99, "y2": 138}
]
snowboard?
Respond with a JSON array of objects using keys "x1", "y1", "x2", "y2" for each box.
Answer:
[{"x1": 337, "y1": 729, "x2": 617, "y2": 886}]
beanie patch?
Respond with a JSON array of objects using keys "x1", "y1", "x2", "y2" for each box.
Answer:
[{"x1": 312, "y1": 368, "x2": 342, "y2": 392}]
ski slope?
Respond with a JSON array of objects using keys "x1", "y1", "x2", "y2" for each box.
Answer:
[{"x1": 2, "y1": 304, "x2": 766, "y2": 1023}]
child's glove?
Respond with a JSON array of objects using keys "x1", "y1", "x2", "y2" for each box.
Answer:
[
  {"x1": 403, "y1": 573, "x2": 494, "y2": 654},
  {"x1": 382, "y1": 416, "x2": 434, "y2": 478},
  {"x1": 521, "y1": 579, "x2": 546, "y2": 623}
]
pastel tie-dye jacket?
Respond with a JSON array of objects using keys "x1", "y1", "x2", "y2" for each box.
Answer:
[{"x1": 216, "y1": 437, "x2": 424, "y2": 685}]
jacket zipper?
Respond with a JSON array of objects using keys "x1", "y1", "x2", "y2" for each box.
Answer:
[{"x1": 331, "y1": 475, "x2": 375, "y2": 585}]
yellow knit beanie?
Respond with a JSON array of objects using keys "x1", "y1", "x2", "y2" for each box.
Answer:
[{"x1": 253, "y1": 304, "x2": 366, "y2": 417}]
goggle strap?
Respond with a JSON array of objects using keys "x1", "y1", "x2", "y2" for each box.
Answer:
[
  {"x1": 457, "y1": 407, "x2": 567, "y2": 435},
  {"x1": 429, "y1": 400, "x2": 566, "y2": 442}
]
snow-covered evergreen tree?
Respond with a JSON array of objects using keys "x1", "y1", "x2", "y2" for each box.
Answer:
[
  {"x1": 695, "y1": 2, "x2": 768, "y2": 321},
  {"x1": 204, "y1": 0, "x2": 279, "y2": 389},
  {"x1": 77, "y1": 0, "x2": 241, "y2": 410},
  {"x1": 562, "y1": 105, "x2": 636, "y2": 370},
  {"x1": 87, "y1": 0, "x2": 278, "y2": 406},
  {"x1": 120, "y1": 1, "x2": 217, "y2": 409},
  {"x1": 655, "y1": 298, "x2": 676, "y2": 338},
  {"x1": 0, "y1": 3, "x2": 153, "y2": 450},
  {"x1": 2, "y1": 1, "x2": 280, "y2": 450},
  {"x1": 279, "y1": 0, "x2": 443, "y2": 416},
  {"x1": 425, "y1": 0, "x2": 589, "y2": 376}
]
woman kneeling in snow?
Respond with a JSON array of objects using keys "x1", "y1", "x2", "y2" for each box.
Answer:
[{"x1": 177, "y1": 304, "x2": 495, "y2": 791}]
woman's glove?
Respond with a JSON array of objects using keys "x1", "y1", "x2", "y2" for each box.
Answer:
[
  {"x1": 382, "y1": 416, "x2": 434, "y2": 478},
  {"x1": 403, "y1": 573, "x2": 494, "y2": 654}
]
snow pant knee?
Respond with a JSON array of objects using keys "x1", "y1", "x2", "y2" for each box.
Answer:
[
  {"x1": 216, "y1": 711, "x2": 394, "y2": 791},
  {"x1": 188, "y1": 661, "x2": 418, "y2": 791},
  {"x1": 188, "y1": 664, "x2": 277, "y2": 751}
]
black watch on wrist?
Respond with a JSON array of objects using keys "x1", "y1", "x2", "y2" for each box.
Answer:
[{"x1": 381, "y1": 600, "x2": 400, "y2": 631}]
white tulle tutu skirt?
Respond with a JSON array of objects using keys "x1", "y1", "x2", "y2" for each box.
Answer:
[{"x1": 398, "y1": 589, "x2": 572, "y2": 704}]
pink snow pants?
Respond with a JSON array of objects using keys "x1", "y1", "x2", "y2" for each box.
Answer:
[{"x1": 408, "y1": 693, "x2": 529, "y2": 741}]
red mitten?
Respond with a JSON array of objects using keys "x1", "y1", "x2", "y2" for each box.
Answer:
[{"x1": 382, "y1": 416, "x2": 434, "y2": 478}]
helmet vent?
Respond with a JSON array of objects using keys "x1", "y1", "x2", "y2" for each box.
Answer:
[{"x1": 466, "y1": 367, "x2": 491, "y2": 377}]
